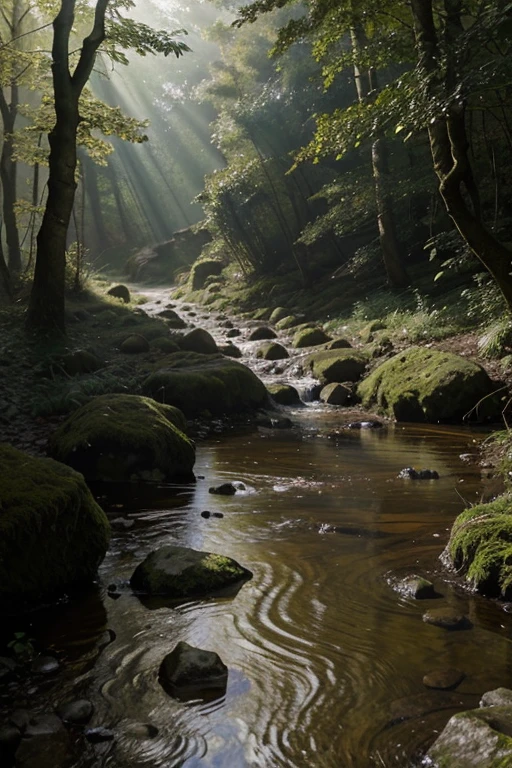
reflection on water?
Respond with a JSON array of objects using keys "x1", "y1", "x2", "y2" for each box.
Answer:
[{"x1": 31, "y1": 413, "x2": 512, "y2": 767}]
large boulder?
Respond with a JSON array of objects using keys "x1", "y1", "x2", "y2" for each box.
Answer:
[
  {"x1": 302, "y1": 349, "x2": 368, "y2": 384},
  {"x1": 256, "y1": 342, "x2": 289, "y2": 361},
  {"x1": 130, "y1": 545, "x2": 252, "y2": 598},
  {"x1": 179, "y1": 328, "x2": 218, "y2": 355},
  {"x1": 292, "y1": 327, "x2": 331, "y2": 348},
  {"x1": 357, "y1": 347, "x2": 498, "y2": 422},
  {"x1": 427, "y1": 705, "x2": 512, "y2": 767},
  {"x1": 442, "y1": 495, "x2": 512, "y2": 598},
  {"x1": 189, "y1": 259, "x2": 223, "y2": 291},
  {"x1": 0, "y1": 445, "x2": 110, "y2": 609},
  {"x1": 49, "y1": 394, "x2": 195, "y2": 483},
  {"x1": 142, "y1": 352, "x2": 267, "y2": 416}
]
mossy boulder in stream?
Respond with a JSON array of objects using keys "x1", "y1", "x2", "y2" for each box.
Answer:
[
  {"x1": 0, "y1": 445, "x2": 110, "y2": 609},
  {"x1": 256, "y1": 342, "x2": 289, "y2": 361},
  {"x1": 179, "y1": 327, "x2": 218, "y2": 354},
  {"x1": 442, "y1": 495, "x2": 512, "y2": 597},
  {"x1": 130, "y1": 545, "x2": 252, "y2": 598},
  {"x1": 49, "y1": 394, "x2": 195, "y2": 483},
  {"x1": 427, "y1": 705, "x2": 512, "y2": 767},
  {"x1": 357, "y1": 346, "x2": 498, "y2": 422},
  {"x1": 142, "y1": 352, "x2": 267, "y2": 416},
  {"x1": 267, "y1": 383, "x2": 302, "y2": 405},
  {"x1": 302, "y1": 349, "x2": 368, "y2": 384},
  {"x1": 292, "y1": 327, "x2": 331, "y2": 348}
]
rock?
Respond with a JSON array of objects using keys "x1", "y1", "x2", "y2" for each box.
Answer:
[
  {"x1": 480, "y1": 689, "x2": 512, "y2": 708},
  {"x1": 346, "y1": 420, "x2": 383, "y2": 429},
  {"x1": 59, "y1": 349, "x2": 103, "y2": 375},
  {"x1": 209, "y1": 482, "x2": 241, "y2": 495},
  {"x1": 423, "y1": 667, "x2": 465, "y2": 690},
  {"x1": 0, "y1": 445, "x2": 110, "y2": 609},
  {"x1": 158, "y1": 641, "x2": 228, "y2": 700},
  {"x1": 189, "y1": 259, "x2": 223, "y2": 291},
  {"x1": 266, "y1": 383, "x2": 302, "y2": 406},
  {"x1": 427, "y1": 706, "x2": 512, "y2": 767},
  {"x1": 31, "y1": 656, "x2": 59, "y2": 675},
  {"x1": 107, "y1": 284, "x2": 131, "y2": 303},
  {"x1": 253, "y1": 307, "x2": 273, "y2": 321},
  {"x1": 9, "y1": 711, "x2": 30, "y2": 732},
  {"x1": 85, "y1": 727, "x2": 115, "y2": 743},
  {"x1": 130, "y1": 545, "x2": 252, "y2": 598},
  {"x1": 388, "y1": 691, "x2": 465, "y2": 726},
  {"x1": 226, "y1": 328, "x2": 241, "y2": 338},
  {"x1": 142, "y1": 352, "x2": 267, "y2": 417},
  {"x1": 56, "y1": 699, "x2": 93, "y2": 724},
  {"x1": 398, "y1": 467, "x2": 439, "y2": 479},
  {"x1": 442, "y1": 495, "x2": 512, "y2": 598},
  {"x1": 156, "y1": 308, "x2": 187, "y2": 328},
  {"x1": 275, "y1": 315, "x2": 301, "y2": 331},
  {"x1": 320, "y1": 382, "x2": 351, "y2": 406},
  {"x1": 219, "y1": 343, "x2": 242, "y2": 358},
  {"x1": 15, "y1": 714, "x2": 73, "y2": 768},
  {"x1": 257, "y1": 414, "x2": 293, "y2": 429},
  {"x1": 49, "y1": 394, "x2": 194, "y2": 483},
  {"x1": 423, "y1": 608, "x2": 472, "y2": 630},
  {"x1": 292, "y1": 327, "x2": 331, "y2": 348},
  {"x1": 180, "y1": 327, "x2": 218, "y2": 355},
  {"x1": 326, "y1": 338, "x2": 352, "y2": 350},
  {"x1": 201, "y1": 510, "x2": 211, "y2": 518},
  {"x1": 119, "y1": 334, "x2": 150, "y2": 354},
  {"x1": 359, "y1": 320, "x2": 386, "y2": 344},
  {"x1": 357, "y1": 346, "x2": 499, "y2": 422},
  {"x1": 303, "y1": 349, "x2": 368, "y2": 384},
  {"x1": 110, "y1": 517, "x2": 134, "y2": 530},
  {"x1": 123, "y1": 723, "x2": 158, "y2": 739},
  {"x1": 127, "y1": 228, "x2": 212, "y2": 283},
  {"x1": 256, "y1": 342, "x2": 289, "y2": 361},
  {"x1": 400, "y1": 575, "x2": 437, "y2": 599},
  {"x1": 0, "y1": 723, "x2": 21, "y2": 751},
  {"x1": 269, "y1": 307, "x2": 289, "y2": 323},
  {"x1": 248, "y1": 326, "x2": 277, "y2": 341},
  {"x1": 149, "y1": 336, "x2": 181, "y2": 354}
]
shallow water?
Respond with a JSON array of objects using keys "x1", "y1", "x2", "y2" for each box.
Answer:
[{"x1": 28, "y1": 408, "x2": 512, "y2": 768}]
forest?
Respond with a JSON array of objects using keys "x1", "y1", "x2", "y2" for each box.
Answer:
[{"x1": 2, "y1": 1, "x2": 512, "y2": 767}]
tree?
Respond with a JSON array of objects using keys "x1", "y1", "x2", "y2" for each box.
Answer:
[{"x1": 26, "y1": 0, "x2": 190, "y2": 335}]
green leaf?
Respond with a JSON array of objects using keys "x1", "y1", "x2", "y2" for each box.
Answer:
[{"x1": 434, "y1": 271, "x2": 444, "y2": 281}]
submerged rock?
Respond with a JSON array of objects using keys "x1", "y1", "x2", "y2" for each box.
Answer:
[
  {"x1": 427, "y1": 705, "x2": 512, "y2": 767},
  {"x1": 423, "y1": 608, "x2": 472, "y2": 630},
  {"x1": 159, "y1": 641, "x2": 228, "y2": 700},
  {"x1": 130, "y1": 545, "x2": 252, "y2": 598},
  {"x1": 398, "y1": 467, "x2": 439, "y2": 479},
  {"x1": 357, "y1": 346, "x2": 498, "y2": 422},
  {"x1": 49, "y1": 394, "x2": 195, "y2": 483},
  {"x1": 423, "y1": 667, "x2": 465, "y2": 690},
  {"x1": 0, "y1": 445, "x2": 110, "y2": 609}
]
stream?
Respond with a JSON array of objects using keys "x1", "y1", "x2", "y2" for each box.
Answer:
[{"x1": 12, "y1": 289, "x2": 512, "y2": 767}]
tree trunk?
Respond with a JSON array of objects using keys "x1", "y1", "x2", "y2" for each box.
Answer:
[
  {"x1": 351, "y1": 24, "x2": 410, "y2": 290},
  {"x1": 411, "y1": 0, "x2": 512, "y2": 311},
  {"x1": 26, "y1": 0, "x2": 108, "y2": 334},
  {"x1": 0, "y1": 91, "x2": 22, "y2": 273}
]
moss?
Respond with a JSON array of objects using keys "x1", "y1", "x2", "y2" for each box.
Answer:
[
  {"x1": 189, "y1": 259, "x2": 223, "y2": 291},
  {"x1": 292, "y1": 327, "x2": 331, "y2": 348},
  {"x1": 445, "y1": 496, "x2": 512, "y2": 597},
  {"x1": 0, "y1": 445, "x2": 110, "y2": 608},
  {"x1": 267, "y1": 383, "x2": 302, "y2": 406},
  {"x1": 253, "y1": 307, "x2": 273, "y2": 321},
  {"x1": 269, "y1": 307, "x2": 289, "y2": 323},
  {"x1": 49, "y1": 394, "x2": 194, "y2": 482},
  {"x1": 119, "y1": 334, "x2": 150, "y2": 354},
  {"x1": 150, "y1": 336, "x2": 181, "y2": 354},
  {"x1": 360, "y1": 320, "x2": 386, "y2": 344},
  {"x1": 142, "y1": 352, "x2": 267, "y2": 417},
  {"x1": 304, "y1": 349, "x2": 368, "y2": 384},
  {"x1": 275, "y1": 315, "x2": 301, "y2": 331},
  {"x1": 357, "y1": 346, "x2": 497, "y2": 422},
  {"x1": 256, "y1": 342, "x2": 289, "y2": 361}
]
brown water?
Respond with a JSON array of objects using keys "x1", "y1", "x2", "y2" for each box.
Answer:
[{"x1": 30, "y1": 410, "x2": 512, "y2": 768}]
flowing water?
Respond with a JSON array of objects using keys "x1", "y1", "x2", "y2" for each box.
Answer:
[{"x1": 15, "y1": 292, "x2": 512, "y2": 768}]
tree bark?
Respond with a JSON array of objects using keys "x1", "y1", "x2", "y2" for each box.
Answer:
[
  {"x1": 350, "y1": 23, "x2": 409, "y2": 290},
  {"x1": 411, "y1": 0, "x2": 512, "y2": 311},
  {"x1": 26, "y1": 0, "x2": 108, "y2": 334}
]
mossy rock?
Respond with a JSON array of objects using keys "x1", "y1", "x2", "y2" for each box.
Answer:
[
  {"x1": 269, "y1": 307, "x2": 289, "y2": 323},
  {"x1": 107, "y1": 284, "x2": 130, "y2": 303},
  {"x1": 320, "y1": 382, "x2": 350, "y2": 406},
  {"x1": 292, "y1": 327, "x2": 332, "y2": 348},
  {"x1": 248, "y1": 326, "x2": 277, "y2": 341},
  {"x1": 142, "y1": 352, "x2": 267, "y2": 417},
  {"x1": 49, "y1": 394, "x2": 195, "y2": 483},
  {"x1": 275, "y1": 315, "x2": 301, "y2": 331},
  {"x1": 219, "y1": 343, "x2": 242, "y2": 359},
  {"x1": 130, "y1": 545, "x2": 252, "y2": 598},
  {"x1": 180, "y1": 328, "x2": 218, "y2": 355},
  {"x1": 253, "y1": 307, "x2": 273, "y2": 321},
  {"x1": 427, "y1": 706, "x2": 512, "y2": 767},
  {"x1": 119, "y1": 334, "x2": 150, "y2": 354},
  {"x1": 189, "y1": 259, "x2": 223, "y2": 291},
  {"x1": 0, "y1": 445, "x2": 110, "y2": 609},
  {"x1": 150, "y1": 336, "x2": 181, "y2": 354},
  {"x1": 303, "y1": 349, "x2": 368, "y2": 384},
  {"x1": 256, "y1": 342, "x2": 289, "y2": 361},
  {"x1": 159, "y1": 641, "x2": 228, "y2": 699},
  {"x1": 326, "y1": 338, "x2": 352, "y2": 350},
  {"x1": 443, "y1": 495, "x2": 512, "y2": 597},
  {"x1": 156, "y1": 308, "x2": 187, "y2": 329},
  {"x1": 357, "y1": 346, "x2": 498, "y2": 422},
  {"x1": 360, "y1": 320, "x2": 386, "y2": 344},
  {"x1": 267, "y1": 383, "x2": 301, "y2": 406},
  {"x1": 59, "y1": 350, "x2": 103, "y2": 376}
]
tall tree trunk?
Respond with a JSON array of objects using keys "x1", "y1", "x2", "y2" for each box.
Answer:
[
  {"x1": 351, "y1": 24, "x2": 409, "y2": 290},
  {"x1": 0, "y1": 90, "x2": 22, "y2": 273},
  {"x1": 26, "y1": 0, "x2": 108, "y2": 334},
  {"x1": 411, "y1": 0, "x2": 512, "y2": 311}
]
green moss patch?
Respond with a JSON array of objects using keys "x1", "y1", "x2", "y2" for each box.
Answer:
[
  {"x1": 142, "y1": 352, "x2": 267, "y2": 416},
  {"x1": 49, "y1": 394, "x2": 195, "y2": 483},
  {"x1": 444, "y1": 495, "x2": 512, "y2": 597},
  {"x1": 0, "y1": 445, "x2": 110, "y2": 609},
  {"x1": 292, "y1": 327, "x2": 331, "y2": 348},
  {"x1": 303, "y1": 349, "x2": 368, "y2": 384},
  {"x1": 357, "y1": 346, "x2": 498, "y2": 422},
  {"x1": 189, "y1": 259, "x2": 223, "y2": 291}
]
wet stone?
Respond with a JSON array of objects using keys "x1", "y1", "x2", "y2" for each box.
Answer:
[
  {"x1": 480, "y1": 688, "x2": 512, "y2": 707},
  {"x1": 31, "y1": 656, "x2": 60, "y2": 675},
  {"x1": 9, "y1": 710, "x2": 30, "y2": 732},
  {"x1": 15, "y1": 714, "x2": 73, "y2": 768},
  {"x1": 209, "y1": 483, "x2": 237, "y2": 495},
  {"x1": 0, "y1": 723, "x2": 22, "y2": 751},
  {"x1": 110, "y1": 517, "x2": 135, "y2": 530},
  {"x1": 398, "y1": 467, "x2": 439, "y2": 479},
  {"x1": 401, "y1": 575, "x2": 437, "y2": 599},
  {"x1": 423, "y1": 608, "x2": 472, "y2": 630},
  {"x1": 347, "y1": 420, "x2": 383, "y2": 429},
  {"x1": 56, "y1": 699, "x2": 94, "y2": 724},
  {"x1": 159, "y1": 641, "x2": 228, "y2": 701},
  {"x1": 124, "y1": 723, "x2": 159, "y2": 739},
  {"x1": 85, "y1": 727, "x2": 115, "y2": 743},
  {"x1": 423, "y1": 667, "x2": 465, "y2": 690}
]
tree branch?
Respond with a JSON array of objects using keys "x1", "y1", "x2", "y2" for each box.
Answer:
[{"x1": 72, "y1": 0, "x2": 109, "y2": 94}]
